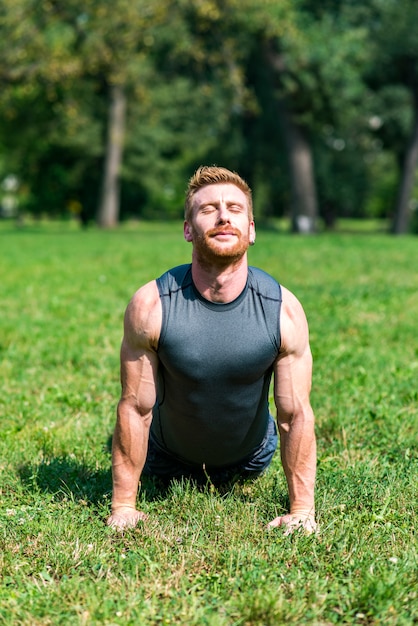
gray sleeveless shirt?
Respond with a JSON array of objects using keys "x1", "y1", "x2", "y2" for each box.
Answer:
[{"x1": 151, "y1": 264, "x2": 282, "y2": 468}]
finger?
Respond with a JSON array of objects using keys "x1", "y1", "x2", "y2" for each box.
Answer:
[
  {"x1": 107, "y1": 516, "x2": 126, "y2": 529},
  {"x1": 267, "y1": 516, "x2": 285, "y2": 528},
  {"x1": 267, "y1": 515, "x2": 317, "y2": 535},
  {"x1": 108, "y1": 512, "x2": 148, "y2": 530}
]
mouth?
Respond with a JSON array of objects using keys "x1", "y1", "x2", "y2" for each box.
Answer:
[{"x1": 210, "y1": 229, "x2": 238, "y2": 238}]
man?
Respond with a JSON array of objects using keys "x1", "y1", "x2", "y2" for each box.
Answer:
[{"x1": 107, "y1": 165, "x2": 317, "y2": 534}]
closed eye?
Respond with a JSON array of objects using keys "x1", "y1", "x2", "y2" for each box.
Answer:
[{"x1": 199, "y1": 205, "x2": 216, "y2": 214}]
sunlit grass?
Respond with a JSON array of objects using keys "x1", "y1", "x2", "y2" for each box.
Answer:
[{"x1": 0, "y1": 221, "x2": 417, "y2": 625}]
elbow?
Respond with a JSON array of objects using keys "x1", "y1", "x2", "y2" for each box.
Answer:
[
  {"x1": 117, "y1": 397, "x2": 154, "y2": 424},
  {"x1": 276, "y1": 404, "x2": 315, "y2": 433}
]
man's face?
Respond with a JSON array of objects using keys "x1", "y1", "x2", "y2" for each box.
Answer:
[{"x1": 184, "y1": 183, "x2": 255, "y2": 267}]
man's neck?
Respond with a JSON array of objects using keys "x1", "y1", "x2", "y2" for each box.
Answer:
[{"x1": 191, "y1": 253, "x2": 249, "y2": 303}]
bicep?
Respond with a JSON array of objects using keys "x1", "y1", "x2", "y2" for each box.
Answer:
[
  {"x1": 119, "y1": 282, "x2": 161, "y2": 415},
  {"x1": 120, "y1": 339, "x2": 158, "y2": 415},
  {"x1": 274, "y1": 348, "x2": 312, "y2": 420},
  {"x1": 274, "y1": 288, "x2": 313, "y2": 421}
]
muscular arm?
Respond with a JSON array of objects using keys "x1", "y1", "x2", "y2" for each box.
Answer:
[
  {"x1": 107, "y1": 281, "x2": 161, "y2": 529},
  {"x1": 269, "y1": 286, "x2": 317, "y2": 533}
]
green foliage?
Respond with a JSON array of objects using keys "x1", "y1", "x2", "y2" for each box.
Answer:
[
  {"x1": 0, "y1": 222, "x2": 417, "y2": 624},
  {"x1": 0, "y1": 0, "x2": 418, "y2": 227}
]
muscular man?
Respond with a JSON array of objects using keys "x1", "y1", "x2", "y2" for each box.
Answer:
[{"x1": 107, "y1": 166, "x2": 317, "y2": 534}]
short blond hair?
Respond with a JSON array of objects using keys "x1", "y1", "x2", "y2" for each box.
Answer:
[{"x1": 184, "y1": 165, "x2": 253, "y2": 222}]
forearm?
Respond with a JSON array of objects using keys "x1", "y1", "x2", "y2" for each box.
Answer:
[
  {"x1": 111, "y1": 402, "x2": 151, "y2": 510},
  {"x1": 278, "y1": 410, "x2": 316, "y2": 514}
]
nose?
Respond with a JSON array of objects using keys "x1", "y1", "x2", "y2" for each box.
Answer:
[{"x1": 216, "y1": 204, "x2": 231, "y2": 224}]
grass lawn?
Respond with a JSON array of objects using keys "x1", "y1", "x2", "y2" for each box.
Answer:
[{"x1": 0, "y1": 220, "x2": 417, "y2": 625}]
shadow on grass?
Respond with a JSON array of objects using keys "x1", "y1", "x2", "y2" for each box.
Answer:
[
  {"x1": 17, "y1": 454, "x2": 284, "y2": 513},
  {"x1": 17, "y1": 455, "x2": 169, "y2": 507},
  {"x1": 18, "y1": 456, "x2": 111, "y2": 505},
  {"x1": 17, "y1": 435, "x2": 289, "y2": 516}
]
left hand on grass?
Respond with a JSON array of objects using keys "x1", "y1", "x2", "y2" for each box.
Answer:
[{"x1": 107, "y1": 506, "x2": 148, "y2": 530}]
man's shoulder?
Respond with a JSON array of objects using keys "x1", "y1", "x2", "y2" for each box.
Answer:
[
  {"x1": 248, "y1": 266, "x2": 282, "y2": 299},
  {"x1": 279, "y1": 286, "x2": 310, "y2": 356},
  {"x1": 280, "y1": 285, "x2": 306, "y2": 319},
  {"x1": 129, "y1": 279, "x2": 160, "y2": 309},
  {"x1": 125, "y1": 280, "x2": 162, "y2": 342},
  {"x1": 156, "y1": 264, "x2": 192, "y2": 295}
]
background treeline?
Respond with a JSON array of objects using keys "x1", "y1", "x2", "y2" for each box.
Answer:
[{"x1": 1, "y1": 0, "x2": 418, "y2": 233}]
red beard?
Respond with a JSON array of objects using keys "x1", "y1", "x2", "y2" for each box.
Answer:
[{"x1": 193, "y1": 226, "x2": 250, "y2": 269}]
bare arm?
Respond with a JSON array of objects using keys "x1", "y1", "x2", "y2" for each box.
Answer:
[
  {"x1": 268, "y1": 286, "x2": 317, "y2": 533},
  {"x1": 107, "y1": 281, "x2": 161, "y2": 529}
]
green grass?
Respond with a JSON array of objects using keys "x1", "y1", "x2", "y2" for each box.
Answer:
[{"x1": 0, "y1": 220, "x2": 417, "y2": 625}]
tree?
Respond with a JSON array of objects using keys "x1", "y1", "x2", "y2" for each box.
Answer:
[
  {"x1": 244, "y1": 1, "x2": 372, "y2": 231},
  {"x1": 0, "y1": 0, "x2": 172, "y2": 226},
  {"x1": 58, "y1": 0, "x2": 171, "y2": 227},
  {"x1": 367, "y1": 0, "x2": 418, "y2": 233},
  {"x1": 1, "y1": 0, "x2": 416, "y2": 232},
  {"x1": 0, "y1": 1, "x2": 129, "y2": 223}
]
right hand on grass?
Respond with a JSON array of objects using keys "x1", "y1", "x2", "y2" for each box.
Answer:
[
  {"x1": 107, "y1": 506, "x2": 147, "y2": 530},
  {"x1": 267, "y1": 512, "x2": 317, "y2": 535}
]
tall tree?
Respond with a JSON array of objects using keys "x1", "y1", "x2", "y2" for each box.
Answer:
[
  {"x1": 264, "y1": 40, "x2": 318, "y2": 232},
  {"x1": 247, "y1": 2, "x2": 371, "y2": 231},
  {"x1": 367, "y1": 0, "x2": 418, "y2": 233},
  {"x1": 0, "y1": 0, "x2": 171, "y2": 226},
  {"x1": 0, "y1": 0, "x2": 83, "y2": 215},
  {"x1": 2, "y1": 0, "x2": 415, "y2": 231},
  {"x1": 65, "y1": 0, "x2": 170, "y2": 227}
]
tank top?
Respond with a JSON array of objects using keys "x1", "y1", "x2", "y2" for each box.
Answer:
[{"x1": 151, "y1": 264, "x2": 282, "y2": 468}]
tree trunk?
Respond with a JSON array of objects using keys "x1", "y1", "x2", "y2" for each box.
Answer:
[
  {"x1": 97, "y1": 83, "x2": 126, "y2": 228},
  {"x1": 279, "y1": 104, "x2": 318, "y2": 233},
  {"x1": 265, "y1": 43, "x2": 318, "y2": 233},
  {"x1": 391, "y1": 108, "x2": 418, "y2": 234}
]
